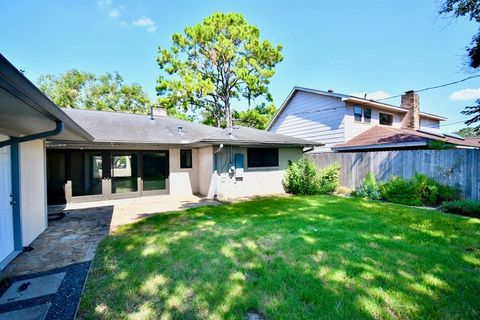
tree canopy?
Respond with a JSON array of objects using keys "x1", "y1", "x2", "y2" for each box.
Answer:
[
  {"x1": 440, "y1": 0, "x2": 480, "y2": 132},
  {"x1": 156, "y1": 12, "x2": 283, "y2": 127},
  {"x1": 38, "y1": 70, "x2": 151, "y2": 113},
  {"x1": 453, "y1": 126, "x2": 480, "y2": 136}
]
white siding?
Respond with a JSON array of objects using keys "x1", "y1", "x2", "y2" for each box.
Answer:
[
  {"x1": 344, "y1": 105, "x2": 404, "y2": 141},
  {"x1": 420, "y1": 117, "x2": 440, "y2": 130},
  {"x1": 213, "y1": 146, "x2": 303, "y2": 199},
  {"x1": 269, "y1": 92, "x2": 345, "y2": 148},
  {"x1": 19, "y1": 139, "x2": 47, "y2": 246},
  {"x1": 168, "y1": 148, "x2": 199, "y2": 196}
]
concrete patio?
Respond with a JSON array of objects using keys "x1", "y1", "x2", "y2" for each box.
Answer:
[{"x1": 2, "y1": 195, "x2": 220, "y2": 277}]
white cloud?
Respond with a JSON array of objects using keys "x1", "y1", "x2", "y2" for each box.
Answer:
[
  {"x1": 108, "y1": 7, "x2": 122, "y2": 18},
  {"x1": 449, "y1": 88, "x2": 480, "y2": 101},
  {"x1": 349, "y1": 90, "x2": 391, "y2": 101},
  {"x1": 98, "y1": 0, "x2": 111, "y2": 8},
  {"x1": 132, "y1": 17, "x2": 157, "y2": 32}
]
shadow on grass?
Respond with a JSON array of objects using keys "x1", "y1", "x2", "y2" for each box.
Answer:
[{"x1": 78, "y1": 195, "x2": 480, "y2": 319}]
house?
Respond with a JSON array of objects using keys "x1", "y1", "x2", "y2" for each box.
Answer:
[
  {"x1": 0, "y1": 55, "x2": 318, "y2": 271},
  {"x1": 46, "y1": 108, "x2": 317, "y2": 204},
  {"x1": 0, "y1": 54, "x2": 93, "y2": 269},
  {"x1": 267, "y1": 87, "x2": 478, "y2": 151}
]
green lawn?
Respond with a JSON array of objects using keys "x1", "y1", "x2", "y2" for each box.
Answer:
[{"x1": 78, "y1": 196, "x2": 480, "y2": 320}]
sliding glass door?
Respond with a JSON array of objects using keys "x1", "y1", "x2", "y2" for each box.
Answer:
[
  {"x1": 70, "y1": 151, "x2": 104, "y2": 200},
  {"x1": 142, "y1": 152, "x2": 168, "y2": 194}
]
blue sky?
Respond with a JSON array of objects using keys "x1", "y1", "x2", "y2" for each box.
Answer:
[{"x1": 1, "y1": 0, "x2": 479, "y2": 132}]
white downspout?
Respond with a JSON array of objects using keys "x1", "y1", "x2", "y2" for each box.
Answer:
[{"x1": 213, "y1": 144, "x2": 224, "y2": 200}]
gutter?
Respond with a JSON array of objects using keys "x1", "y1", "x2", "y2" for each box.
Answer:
[
  {"x1": 0, "y1": 121, "x2": 64, "y2": 148},
  {"x1": 331, "y1": 141, "x2": 427, "y2": 152}
]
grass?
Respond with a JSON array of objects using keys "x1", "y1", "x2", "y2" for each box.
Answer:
[{"x1": 78, "y1": 195, "x2": 480, "y2": 319}]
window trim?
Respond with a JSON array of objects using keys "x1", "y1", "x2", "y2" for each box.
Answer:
[
  {"x1": 354, "y1": 106, "x2": 363, "y2": 122},
  {"x1": 247, "y1": 148, "x2": 279, "y2": 168},
  {"x1": 379, "y1": 112, "x2": 394, "y2": 126},
  {"x1": 180, "y1": 149, "x2": 192, "y2": 169}
]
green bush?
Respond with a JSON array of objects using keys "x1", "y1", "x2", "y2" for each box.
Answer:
[
  {"x1": 379, "y1": 176, "x2": 423, "y2": 206},
  {"x1": 352, "y1": 172, "x2": 381, "y2": 200},
  {"x1": 379, "y1": 173, "x2": 462, "y2": 206},
  {"x1": 318, "y1": 162, "x2": 341, "y2": 194},
  {"x1": 440, "y1": 200, "x2": 480, "y2": 218},
  {"x1": 283, "y1": 159, "x2": 340, "y2": 195}
]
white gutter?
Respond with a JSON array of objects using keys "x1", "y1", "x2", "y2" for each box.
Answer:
[{"x1": 331, "y1": 141, "x2": 427, "y2": 151}]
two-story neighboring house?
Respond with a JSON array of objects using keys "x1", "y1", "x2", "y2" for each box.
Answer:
[{"x1": 267, "y1": 87, "x2": 479, "y2": 151}]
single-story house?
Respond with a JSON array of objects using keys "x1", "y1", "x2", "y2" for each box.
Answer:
[
  {"x1": 0, "y1": 55, "x2": 318, "y2": 270},
  {"x1": 46, "y1": 108, "x2": 317, "y2": 204},
  {"x1": 0, "y1": 54, "x2": 93, "y2": 269}
]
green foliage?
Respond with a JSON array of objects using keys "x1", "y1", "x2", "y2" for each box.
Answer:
[
  {"x1": 352, "y1": 172, "x2": 381, "y2": 200},
  {"x1": 379, "y1": 173, "x2": 462, "y2": 206},
  {"x1": 156, "y1": 12, "x2": 283, "y2": 127},
  {"x1": 379, "y1": 176, "x2": 423, "y2": 206},
  {"x1": 454, "y1": 127, "x2": 480, "y2": 137},
  {"x1": 283, "y1": 158, "x2": 319, "y2": 195},
  {"x1": 283, "y1": 159, "x2": 340, "y2": 195},
  {"x1": 232, "y1": 103, "x2": 277, "y2": 129},
  {"x1": 439, "y1": 0, "x2": 480, "y2": 68},
  {"x1": 427, "y1": 140, "x2": 455, "y2": 150},
  {"x1": 440, "y1": 199, "x2": 480, "y2": 218},
  {"x1": 37, "y1": 70, "x2": 151, "y2": 113},
  {"x1": 318, "y1": 162, "x2": 341, "y2": 194}
]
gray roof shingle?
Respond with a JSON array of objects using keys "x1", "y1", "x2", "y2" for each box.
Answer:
[{"x1": 59, "y1": 108, "x2": 319, "y2": 147}]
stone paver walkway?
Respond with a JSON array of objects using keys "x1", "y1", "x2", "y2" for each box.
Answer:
[{"x1": 2, "y1": 195, "x2": 220, "y2": 277}]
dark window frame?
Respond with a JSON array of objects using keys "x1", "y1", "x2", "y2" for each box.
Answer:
[
  {"x1": 363, "y1": 108, "x2": 372, "y2": 123},
  {"x1": 180, "y1": 149, "x2": 192, "y2": 169},
  {"x1": 379, "y1": 112, "x2": 393, "y2": 126},
  {"x1": 354, "y1": 106, "x2": 363, "y2": 122},
  {"x1": 247, "y1": 148, "x2": 279, "y2": 168}
]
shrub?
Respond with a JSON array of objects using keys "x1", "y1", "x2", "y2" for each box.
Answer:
[
  {"x1": 283, "y1": 159, "x2": 340, "y2": 195},
  {"x1": 352, "y1": 172, "x2": 381, "y2": 200},
  {"x1": 379, "y1": 176, "x2": 423, "y2": 206},
  {"x1": 283, "y1": 158, "x2": 320, "y2": 195},
  {"x1": 318, "y1": 162, "x2": 341, "y2": 194},
  {"x1": 379, "y1": 173, "x2": 462, "y2": 206},
  {"x1": 440, "y1": 200, "x2": 480, "y2": 218}
]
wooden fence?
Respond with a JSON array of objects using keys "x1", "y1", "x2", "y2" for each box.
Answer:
[{"x1": 307, "y1": 149, "x2": 480, "y2": 199}]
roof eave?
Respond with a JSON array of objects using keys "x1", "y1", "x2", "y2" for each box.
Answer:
[{"x1": 332, "y1": 141, "x2": 427, "y2": 151}]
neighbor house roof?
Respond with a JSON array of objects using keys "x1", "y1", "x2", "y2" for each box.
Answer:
[
  {"x1": 332, "y1": 126, "x2": 479, "y2": 151},
  {"x1": 267, "y1": 86, "x2": 447, "y2": 130},
  {"x1": 0, "y1": 54, "x2": 93, "y2": 141},
  {"x1": 47, "y1": 108, "x2": 319, "y2": 148}
]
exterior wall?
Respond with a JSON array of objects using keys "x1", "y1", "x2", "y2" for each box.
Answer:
[
  {"x1": 420, "y1": 117, "x2": 440, "y2": 130},
  {"x1": 269, "y1": 91, "x2": 345, "y2": 149},
  {"x1": 343, "y1": 104, "x2": 403, "y2": 142},
  {"x1": 198, "y1": 146, "x2": 214, "y2": 197},
  {"x1": 213, "y1": 146, "x2": 303, "y2": 200},
  {"x1": 19, "y1": 139, "x2": 47, "y2": 246},
  {"x1": 168, "y1": 147, "x2": 199, "y2": 196}
]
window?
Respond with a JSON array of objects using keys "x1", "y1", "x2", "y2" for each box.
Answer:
[
  {"x1": 363, "y1": 108, "x2": 371, "y2": 123},
  {"x1": 354, "y1": 106, "x2": 371, "y2": 123},
  {"x1": 380, "y1": 113, "x2": 393, "y2": 126},
  {"x1": 180, "y1": 149, "x2": 192, "y2": 168},
  {"x1": 354, "y1": 106, "x2": 362, "y2": 122},
  {"x1": 247, "y1": 148, "x2": 279, "y2": 168}
]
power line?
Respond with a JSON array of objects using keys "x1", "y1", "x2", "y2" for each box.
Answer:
[
  {"x1": 375, "y1": 75, "x2": 480, "y2": 102},
  {"x1": 286, "y1": 75, "x2": 480, "y2": 117}
]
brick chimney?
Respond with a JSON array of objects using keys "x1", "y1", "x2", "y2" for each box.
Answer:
[{"x1": 400, "y1": 90, "x2": 420, "y2": 130}]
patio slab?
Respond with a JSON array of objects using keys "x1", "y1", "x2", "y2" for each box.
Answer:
[
  {"x1": 0, "y1": 273, "x2": 65, "y2": 305},
  {"x1": 0, "y1": 303, "x2": 50, "y2": 320},
  {"x1": 2, "y1": 195, "x2": 220, "y2": 277}
]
